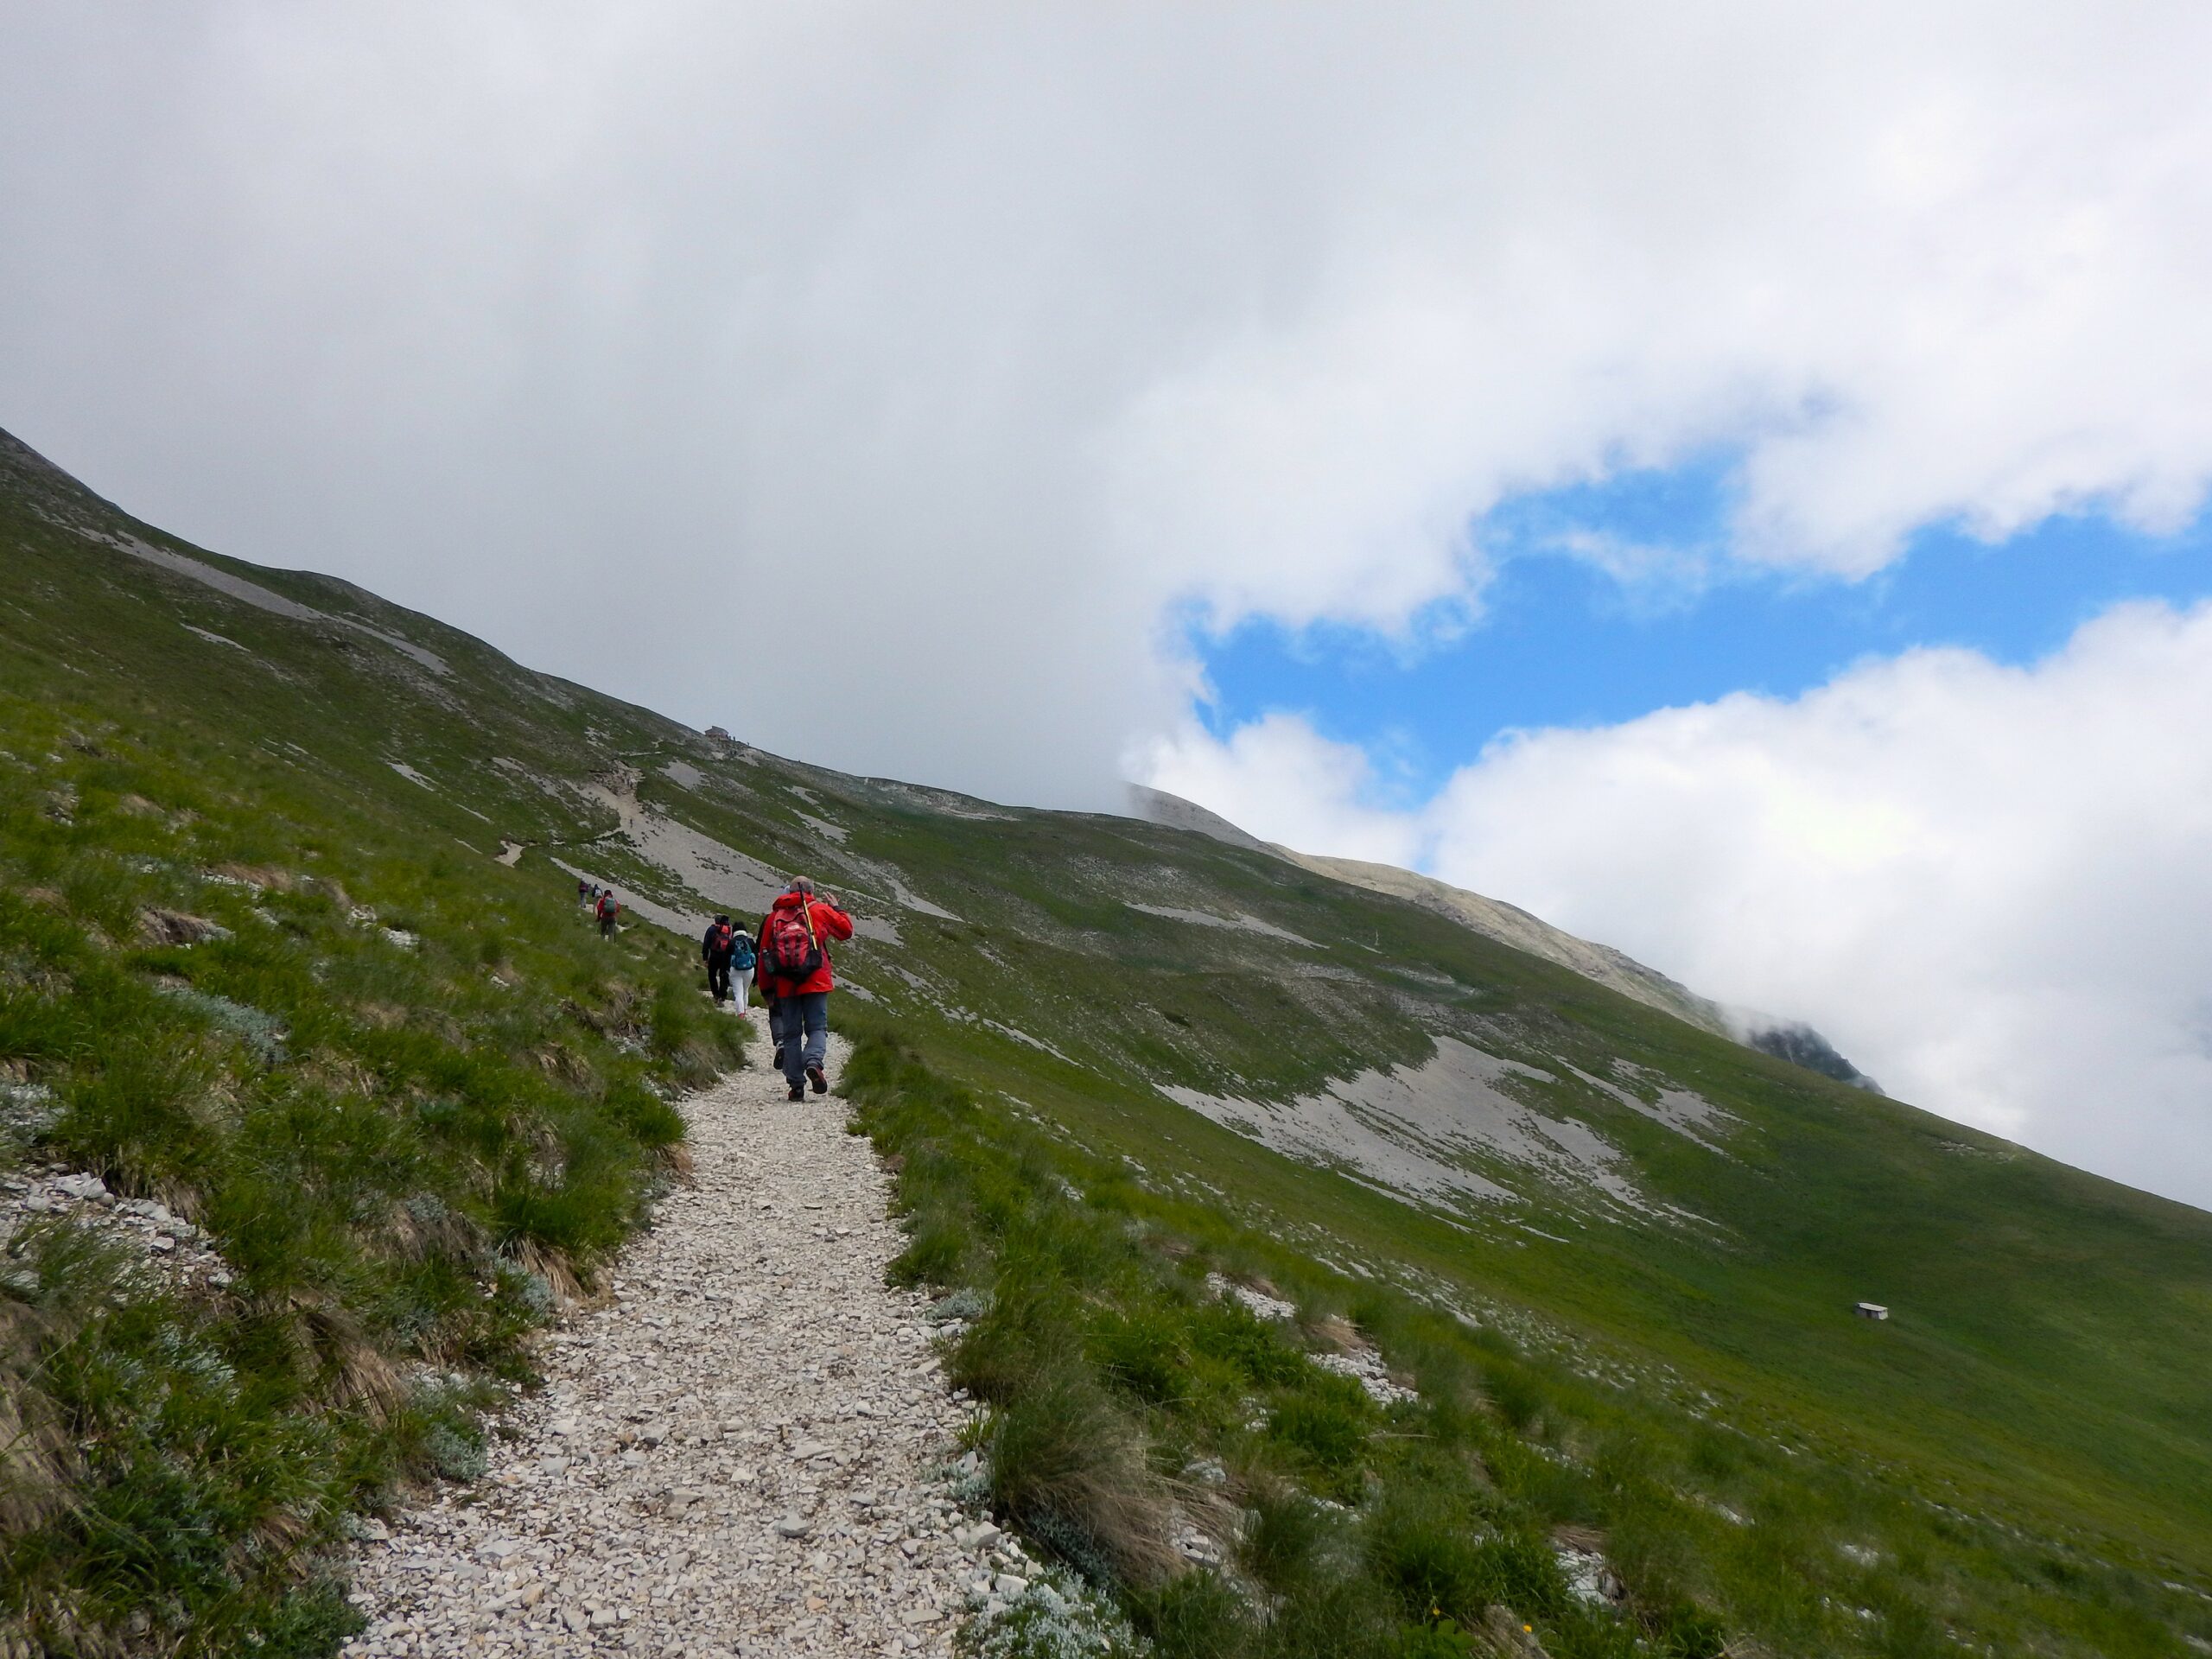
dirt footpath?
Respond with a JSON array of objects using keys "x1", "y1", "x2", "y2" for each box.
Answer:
[{"x1": 338, "y1": 1036, "x2": 1015, "y2": 1658}]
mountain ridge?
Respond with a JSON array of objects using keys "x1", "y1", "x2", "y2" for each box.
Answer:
[
  {"x1": 1128, "y1": 784, "x2": 1883, "y2": 1090},
  {"x1": 3, "y1": 423, "x2": 2209, "y2": 1655}
]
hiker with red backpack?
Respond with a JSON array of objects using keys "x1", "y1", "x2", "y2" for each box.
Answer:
[
  {"x1": 595, "y1": 889, "x2": 620, "y2": 938},
  {"x1": 755, "y1": 878, "x2": 854, "y2": 1101}
]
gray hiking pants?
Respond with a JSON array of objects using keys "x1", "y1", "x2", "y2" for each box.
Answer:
[{"x1": 779, "y1": 990, "x2": 830, "y2": 1086}]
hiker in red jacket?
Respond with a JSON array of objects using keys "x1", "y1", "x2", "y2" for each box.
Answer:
[
  {"x1": 755, "y1": 878, "x2": 855, "y2": 1101},
  {"x1": 595, "y1": 890, "x2": 620, "y2": 938}
]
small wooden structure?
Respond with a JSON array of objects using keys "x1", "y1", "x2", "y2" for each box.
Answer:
[{"x1": 1854, "y1": 1301, "x2": 1890, "y2": 1321}]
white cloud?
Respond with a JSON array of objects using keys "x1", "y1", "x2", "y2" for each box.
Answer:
[
  {"x1": 1135, "y1": 714, "x2": 1426, "y2": 870},
  {"x1": 3, "y1": 4, "x2": 2212, "y2": 804},
  {"x1": 1147, "y1": 601, "x2": 2212, "y2": 1207}
]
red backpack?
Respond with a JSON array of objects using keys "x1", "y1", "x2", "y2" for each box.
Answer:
[{"x1": 763, "y1": 899, "x2": 823, "y2": 981}]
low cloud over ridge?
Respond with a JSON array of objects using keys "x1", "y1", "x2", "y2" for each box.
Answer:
[
  {"x1": 4, "y1": 4, "x2": 2212, "y2": 802},
  {"x1": 1146, "y1": 601, "x2": 2212, "y2": 1208}
]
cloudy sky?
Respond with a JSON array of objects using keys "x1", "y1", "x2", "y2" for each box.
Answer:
[{"x1": 5, "y1": 3, "x2": 2211, "y2": 1205}]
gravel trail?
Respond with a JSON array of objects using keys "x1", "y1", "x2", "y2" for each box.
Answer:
[{"x1": 339, "y1": 1036, "x2": 1010, "y2": 1658}]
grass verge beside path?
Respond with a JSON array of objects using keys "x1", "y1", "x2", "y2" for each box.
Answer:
[
  {"x1": 842, "y1": 1014, "x2": 2212, "y2": 1659},
  {"x1": 0, "y1": 697, "x2": 745, "y2": 1656}
]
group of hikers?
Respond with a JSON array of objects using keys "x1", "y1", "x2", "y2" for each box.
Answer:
[
  {"x1": 577, "y1": 879, "x2": 622, "y2": 937},
  {"x1": 701, "y1": 879, "x2": 855, "y2": 1102},
  {"x1": 575, "y1": 871, "x2": 853, "y2": 1100}
]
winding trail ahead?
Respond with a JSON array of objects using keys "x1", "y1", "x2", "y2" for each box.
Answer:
[{"x1": 339, "y1": 1038, "x2": 1000, "y2": 1658}]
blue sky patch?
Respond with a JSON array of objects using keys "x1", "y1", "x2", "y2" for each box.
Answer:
[{"x1": 1196, "y1": 465, "x2": 2212, "y2": 802}]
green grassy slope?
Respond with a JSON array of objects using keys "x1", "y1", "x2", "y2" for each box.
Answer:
[
  {"x1": 0, "y1": 436, "x2": 747, "y2": 1654},
  {"x1": 3, "y1": 425, "x2": 2209, "y2": 1656}
]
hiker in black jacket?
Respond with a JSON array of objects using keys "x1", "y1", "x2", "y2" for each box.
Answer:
[{"x1": 702, "y1": 914, "x2": 737, "y2": 1005}]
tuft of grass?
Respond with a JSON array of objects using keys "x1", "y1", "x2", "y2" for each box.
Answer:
[
  {"x1": 1126, "y1": 1569, "x2": 1253, "y2": 1659},
  {"x1": 1089, "y1": 1303, "x2": 1193, "y2": 1407},
  {"x1": 888, "y1": 1213, "x2": 974, "y2": 1288},
  {"x1": 1263, "y1": 1377, "x2": 1374, "y2": 1502},
  {"x1": 984, "y1": 1363, "x2": 1177, "y2": 1589}
]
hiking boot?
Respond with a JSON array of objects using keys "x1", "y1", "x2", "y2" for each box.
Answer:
[
  {"x1": 772, "y1": 1045, "x2": 785, "y2": 1069},
  {"x1": 786, "y1": 1083, "x2": 804, "y2": 1102},
  {"x1": 807, "y1": 1065, "x2": 828, "y2": 1096}
]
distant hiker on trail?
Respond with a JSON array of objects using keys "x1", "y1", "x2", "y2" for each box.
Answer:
[
  {"x1": 756, "y1": 878, "x2": 854, "y2": 1101},
  {"x1": 595, "y1": 890, "x2": 620, "y2": 938},
  {"x1": 702, "y1": 914, "x2": 738, "y2": 1006}
]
